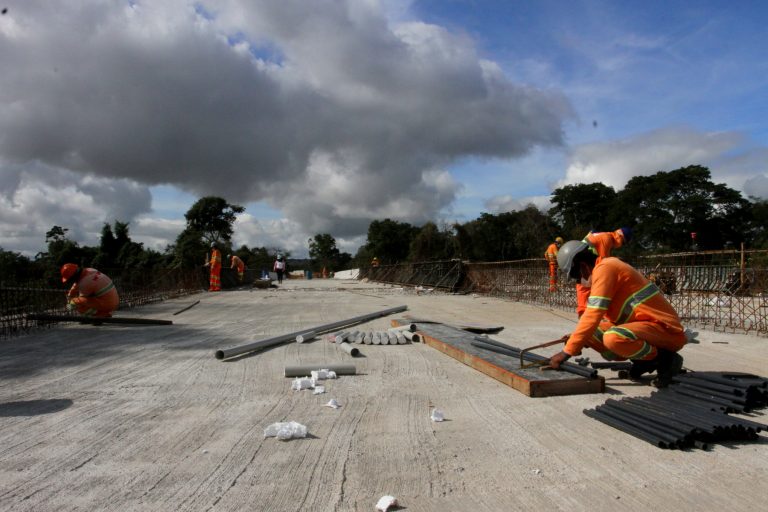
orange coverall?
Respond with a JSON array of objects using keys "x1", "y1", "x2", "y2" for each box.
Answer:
[
  {"x1": 230, "y1": 255, "x2": 245, "y2": 282},
  {"x1": 544, "y1": 243, "x2": 559, "y2": 291},
  {"x1": 564, "y1": 257, "x2": 686, "y2": 362},
  {"x1": 209, "y1": 248, "x2": 222, "y2": 291},
  {"x1": 576, "y1": 229, "x2": 626, "y2": 316},
  {"x1": 67, "y1": 268, "x2": 119, "y2": 317}
]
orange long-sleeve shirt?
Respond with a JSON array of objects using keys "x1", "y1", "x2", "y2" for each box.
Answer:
[
  {"x1": 564, "y1": 257, "x2": 684, "y2": 356},
  {"x1": 544, "y1": 243, "x2": 559, "y2": 262},
  {"x1": 230, "y1": 255, "x2": 245, "y2": 272}
]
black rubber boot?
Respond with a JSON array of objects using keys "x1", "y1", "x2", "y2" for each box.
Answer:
[
  {"x1": 652, "y1": 349, "x2": 683, "y2": 388},
  {"x1": 627, "y1": 358, "x2": 658, "y2": 380}
]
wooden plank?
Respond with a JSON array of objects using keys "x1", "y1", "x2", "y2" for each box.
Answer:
[{"x1": 392, "y1": 319, "x2": 604, "y2": 397}]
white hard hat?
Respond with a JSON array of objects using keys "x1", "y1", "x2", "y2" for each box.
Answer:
[{"x1": 557, "y1": 240, "x2": 589, "y2": 278}]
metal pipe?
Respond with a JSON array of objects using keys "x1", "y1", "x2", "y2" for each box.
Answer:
[
  {"x1": 172, "y1": 300, "x2": 200, "y2": 315},
  {"x1": 597, "y1": 403, "x2": 690, "y2": 442},
  {"x1": 214, "y1": 305, "x2": 407, "y2": 359},
  {"x1": 28, "y1": 314, "x2": 173, "y2": 325},
  {"x1": 470, "y1": 340, "x2": 597, "y2": 379},
  {"x1": 402, "y1": 331, "x2": 421, "y2": 342},
  {"x1": 389, "y1": 324, "x2": 417, "y2": 333},
  {"x1": 284, "y1": 364, "x2": 357, "y2": 377},
  {"x1": 338, "y1": 343, "x2": 360, "y2": 357},
  {"x1": 584, "y1": 409, "x2": 670, "y2": 448},
  {"x1": 601, "y1": 401, "x2": 697, "y2": 438},
  {"x1": 672, "y1": 375, "x2": 745, "y2": 396},
  {"x1": 296, "y1": 331, "x2": 316, "y2": 343},
  {"x1": 334, "y1": 331, "x2": 350, "y2": 343}
]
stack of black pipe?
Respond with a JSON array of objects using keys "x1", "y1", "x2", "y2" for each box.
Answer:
[{"x1": 584, "y1": 371, "x2": 768, "y2": 449}]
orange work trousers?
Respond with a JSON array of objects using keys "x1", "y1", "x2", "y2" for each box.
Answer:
[
  {"x1": 71, "y1": 288, "x2": 119, "y2": 318},
  {"x1": 584, "y1": 319, "x2": 686, "y2": 361},
  {"x1": 548, "y1": 262, "x2": 558, "y2": 292},
  {"x1": 209, "y1": 264, "x2": 221, "y2": 291}
]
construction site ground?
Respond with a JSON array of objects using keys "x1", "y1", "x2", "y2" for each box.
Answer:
[{"x1": 1, "y1": 278, "x2": 766, "y2": 511}]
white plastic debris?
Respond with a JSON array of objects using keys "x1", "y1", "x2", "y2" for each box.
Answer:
[
  {"x1": 532, "y1": 469, "x2": 541, "y2": 475},
  {"x1": 263, "y1": 421, "x2": 308, "y2": 441},
  {"x1": 311, "y1": 369, "x2": 337, "y2": 381},
  {"x1": 312, "y1": 385, "x2": 326, "y2": 394},
  {"x1": 684, "y1": 328, "x2": 700, "y2": 344},
  {"x1": 375, "y1": 495, "x2": 398, "y2": 511},
  {"x1": 291, "y1": 377, "x2": 313, "y2": 391},
  {"x1": 325, "y1": 398, "x2": 341, "y2": 409},
  {"x1": 430, "y1": 409, "x2": 444, "y2": 422}
]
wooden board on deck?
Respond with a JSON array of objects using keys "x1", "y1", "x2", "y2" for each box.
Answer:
[{"x1": 392, "y1": 319, "x2": 604, "y2": 397}]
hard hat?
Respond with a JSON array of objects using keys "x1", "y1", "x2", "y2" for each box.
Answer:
[
  {"x1": 227, "y1": 254, "x2": 232, "y2": 260},
  {"x1": 556, "y1": 240, "x2": 589, "y2": 278},
  {"x1": 620, "y1": 227, "x2": 633, "y2": 243},
  {"x1": 60, "y1": 263, "x2": 79, "y2": 283},
  {"x1": 555, "y1": 237, "x2": 564, "y2": 245},
  {"x1": 277, "y1": 254, "x2": 283, "y2": 260},
  {"x1": 211, "y1": 242, "x2": 217, "y2": 248}
]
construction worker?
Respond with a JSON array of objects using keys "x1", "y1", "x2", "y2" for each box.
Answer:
[
  {"x1": 204, "y1": 243, "x2": 222, "y2": 291},
  {"x1": 60, "y1": 263, "x2": 119, "y2": 318},
  {"x1": 273, "y1": 254, "x2": 286, "y2": 284},
  {"x1": 229, "y1": 254, "x2": 245, "y2": 282},
  {"x1": 575, "y1": 227, "x2": 632, "y2": 317},
  {"x1": 371, "y1": 257, "x2": 380, "y2": 268},
  {"x1": 548, "y1": 240, "x2": 685, "y2": 388},
  {"x1": 544, "y1": 237, "x2": 563, "y2": 291}
]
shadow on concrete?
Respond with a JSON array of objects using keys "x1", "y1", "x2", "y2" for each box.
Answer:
[{"x1": 0, "y1": 398, "x2": 73, "y2": 417}]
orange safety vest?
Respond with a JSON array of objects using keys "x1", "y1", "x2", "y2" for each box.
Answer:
[
  {"x1": 231, "y1": 255, "x2": 245, "y2": 272},
  {"x1": 544, "y1": 243, "x2": 559, "y2": 262},
  {"x1": 565, "y1": 257, "x2": 684, "y2": 356}
]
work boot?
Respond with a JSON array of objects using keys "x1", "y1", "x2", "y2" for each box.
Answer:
[
  {"x1": 652, "y1": 349, "x2": 684, "y2": 389},
  {"x1": 626, "y1": 358, "x2": 658, "y2": 380}
]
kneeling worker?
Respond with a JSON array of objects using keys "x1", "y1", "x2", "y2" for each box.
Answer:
[
  {"x1": 61, "y1": 263, "x2": 120, "y2": 318},
  {"x1": 547, "y1": 241, "x2": 685, "y2": 388}
]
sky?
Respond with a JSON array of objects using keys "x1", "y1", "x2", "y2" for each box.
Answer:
[{"x1": 1, "y1": 0, "x2": 767, "y2": 258}]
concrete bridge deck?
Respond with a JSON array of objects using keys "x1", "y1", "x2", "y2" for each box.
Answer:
[{"x1": 1, "y1": 278, "x2": 766, "y2": 511}]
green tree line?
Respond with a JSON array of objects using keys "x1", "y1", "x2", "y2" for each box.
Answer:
[{"x1": 2, "y1": 165, "x2": 767, "y2": 283}]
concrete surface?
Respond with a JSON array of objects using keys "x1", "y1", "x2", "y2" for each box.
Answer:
[{"x1": 1, "y1": 278, "x2": 766, "y2": 511}]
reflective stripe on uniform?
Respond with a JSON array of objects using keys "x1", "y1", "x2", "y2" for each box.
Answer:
[
  {"x1": 616, "y1": 282, "x2": 660, "y2": 324},
  {"x1": 627, "y1": 341, "x2": 655, "y2": 360},
  {"x1": 587, "y1": 295, "x2": 611, "y2": 310},
  {"x1": 93, "y1": 282, "x2": 115, "y2": 297},
  {"x1": 605, "y1": 326, "x2": 637, "y2": 341}
]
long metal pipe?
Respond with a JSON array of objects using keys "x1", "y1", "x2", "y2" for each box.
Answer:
[
  {"x1": 284, "y1": 364, "x2": 357, "y2": 377},
  {"x1": 470, "y1": 340, "x2": 597, "y2": 379},
  {"x1": 214, "y1": 305, "x2": 407, "y2": 360}
]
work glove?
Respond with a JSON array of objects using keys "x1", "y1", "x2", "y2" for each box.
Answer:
[{"x1": 548, "y1": 351, "x2": 571, "y2": 369}]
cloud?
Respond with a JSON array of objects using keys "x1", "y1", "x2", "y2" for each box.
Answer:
[
  {"x1": 0, "y1": 0, "x2": 573, "y2": 255},
  {"x1": 485, "y1": 195, "x2": 551, "y2": 214},
  {"x1": 558, "y1": 126, "x2": 768, "y2": 194}
]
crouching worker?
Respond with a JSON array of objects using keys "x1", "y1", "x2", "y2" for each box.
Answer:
[
  {"x1": 61, "y1": 263, "x2": 120, "y2": 318},
  {"x1": 547, "y1": 241, "x2": 686, "y2": 388}
]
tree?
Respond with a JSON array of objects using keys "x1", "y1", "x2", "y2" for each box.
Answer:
[
  {"x1": 548, "y1": 183, "x2": 618, "y2": 239},
  {"x1": 173, "y1": 197, "x2": 244, "y2": 268},
  {"x1": 616, "y1": 166, "x2": 751, "y2": 251},
  {"x1": 364, "y1": 219, "x2": 419, "y2": 264},
  {"x1": 184, "y1": 197, "x2": 245, "y2": 246},
  {"x1": 408, "y1": 222, "x2": 457, "y2": 261},
  {"x1": 308, "y1": 234, "x2": 340, "y2": 271}
]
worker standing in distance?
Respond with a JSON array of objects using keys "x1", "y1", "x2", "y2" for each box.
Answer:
[
  {"x1": 229, "y1": 253, "x2": 245, "y2": 283},
  {"x1": 371, "y1": 256, "x2": 380, "y2": 267},
  {"x1": 548, "y1": 240, "x2": 686, "y2": 387},
  {"x1": 544, "y1": 237, "x2": 563, "y2": 291},
  {"x1": 61, "y1": 263, "x2": 119, "y2": 318},
  {"x1": 273, "y1": 254, "x2": 286, "y2": 284},
  {"x1": 204, "y1": 243, "x2": 222, "y2": 291},
  {"x1": 576, "y1": 227, "x2": 632, "y2": 317}
]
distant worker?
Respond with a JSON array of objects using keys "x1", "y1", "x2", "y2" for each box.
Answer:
[
  {"x1": 60, "y1": 263, "x2": 119, "y2": 318},
  {"x1": 548, "y1": 240, "x2": 686, "y2": 388},
  {"x1": 229, "y1": 254, "x2": 245, "y2": 282},
  {"x1": 576, "y1": 227, "x2": 632, "y2": 317},
  {"x1": 371, "y1": 257, "x2": 380, "y2": 267},
  {"x1": 204, "y1": 243, "x2": 222, "y2": 291},
  {"x1": 544, "y1": 237, "x2": 564, "y2": 291},
  {"x1": 273, "y1": 254, "x2": 286, "y2": 284}
]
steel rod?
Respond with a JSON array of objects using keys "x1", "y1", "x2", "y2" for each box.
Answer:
[
  {"x1": 172, "y1": 300, "x2": 200, "y2": 315},
  {"x1": 214, "y1": 305, "x2": 407, "y2": 360},
  {"x1": 470, "y1": 340, "x2": 597, "y2": 379},
  {"x1": 284, "y1": 364, "x2": 357, "y2": 377},
  {"x1": 27, "y1": 314, "x2": 172, "y2": 325}
]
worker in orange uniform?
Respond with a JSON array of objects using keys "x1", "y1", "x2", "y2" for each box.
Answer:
[
  {"x1": 575, "y1": 227, "x2": 632, "y2": 317},
  {"x1": 548, "y1": 240, "x2": 686, "y2": 388},
  {"x1": 229, "y1": 254, "x2": 245, "y2": 282},
  {"x1": 204, "y1": 243, "x2": 222, "y2": 291},
  {"x1": 544, "y1": 237, "x2": 563, "y2": 291},
  {"x1": 61, "y1": 263, "x2": 119, "y2": 318}
]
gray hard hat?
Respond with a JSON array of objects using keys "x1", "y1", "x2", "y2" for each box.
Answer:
[{"x1": 557, "y1": 240, "x2": 589, "y2": 277}]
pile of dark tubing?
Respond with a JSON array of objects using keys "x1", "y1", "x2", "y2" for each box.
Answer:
[{"x1": 585, "y1": 371, "x2": 768, "y2": 449}]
